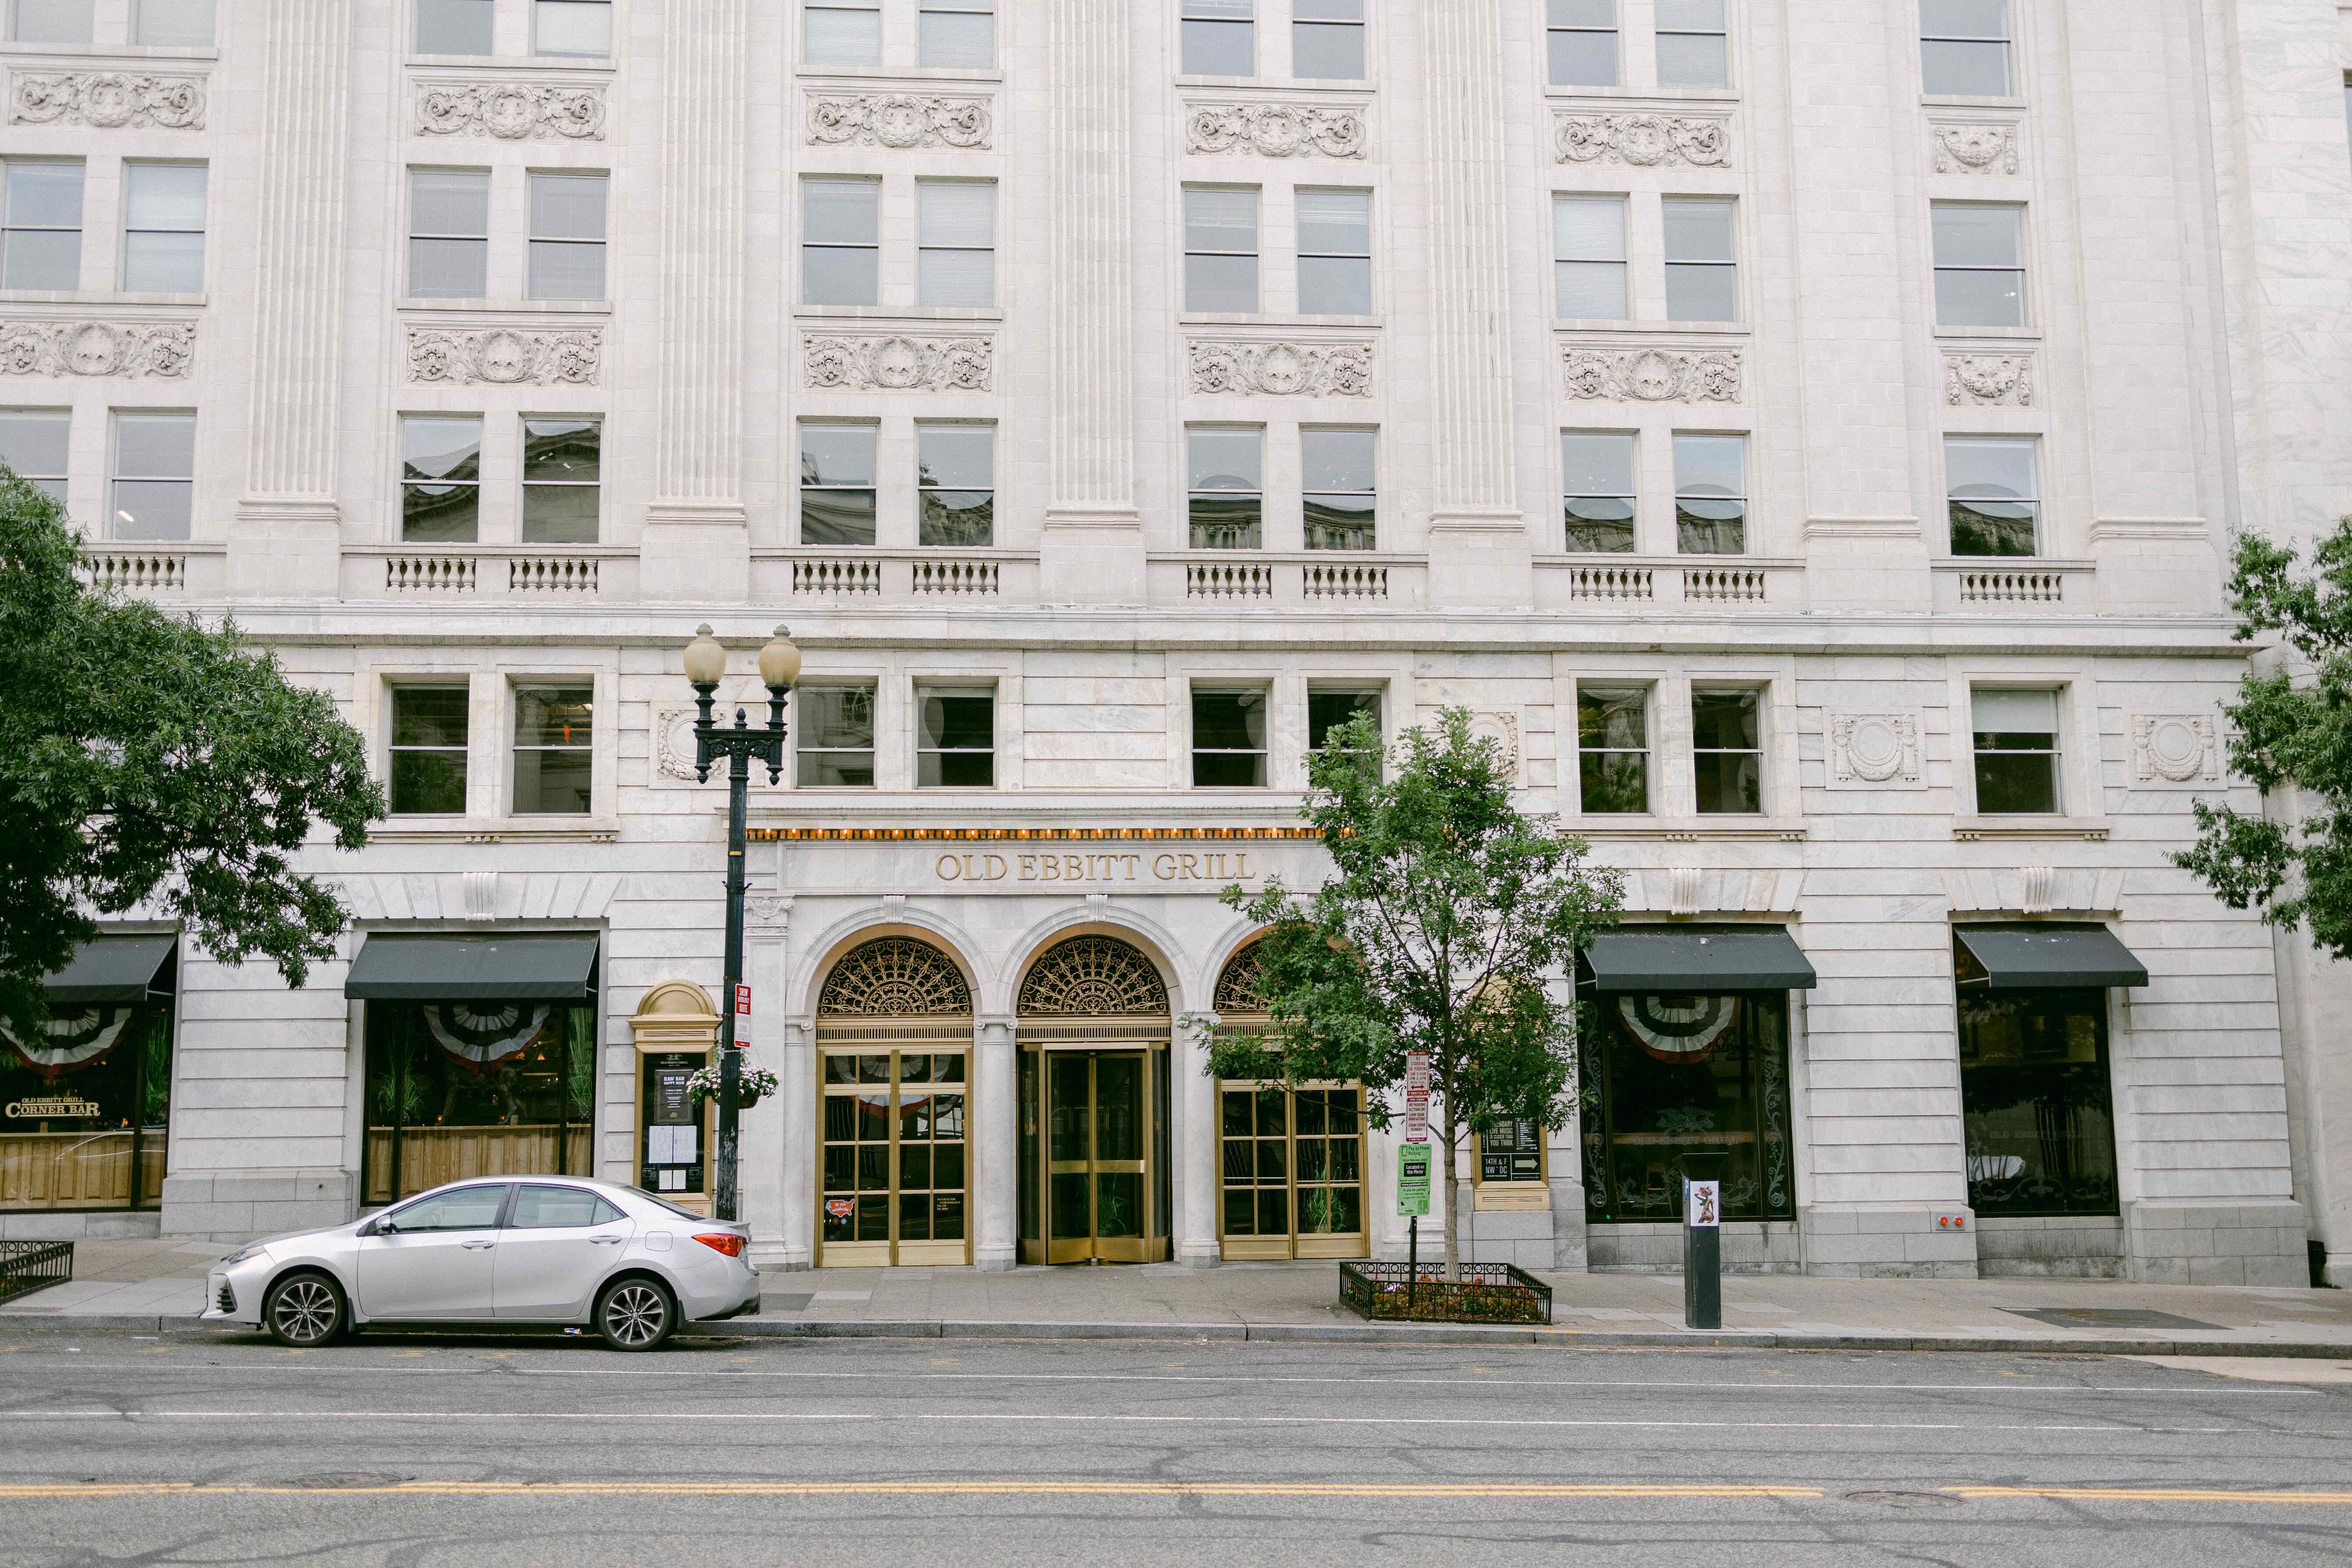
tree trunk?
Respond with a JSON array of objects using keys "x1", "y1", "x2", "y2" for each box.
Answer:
[{"x1": 1440, "y1": 1107, "x2": 1461, "y2": 1281}]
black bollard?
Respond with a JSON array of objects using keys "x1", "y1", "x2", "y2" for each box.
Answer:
[{"x1": 1684, "y1": 1176, "x2": 1722, "y2": 1330}]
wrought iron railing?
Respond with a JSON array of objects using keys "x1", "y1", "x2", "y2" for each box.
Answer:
[
  {"x1": 0, "y1": 1239, "x2": 73, "y2": 1306},
  {"x1": 1338, "y1": 1259, "x2": 1552, "y2": 1324}
]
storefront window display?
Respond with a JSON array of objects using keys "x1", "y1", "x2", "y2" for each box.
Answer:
[
  {"x1": 1581, "y1": 990, "x2": 1793, "y2": 1223},
  {"x1": 0, "y1": 935, "x2": 175, "y2": 1211},
  {"x1": 1956, "y1": 986, "x2": 2119, "y2": 1217},
  {"x1": 363, "y1": 1002, "x2": 594, "y2": 1202}
]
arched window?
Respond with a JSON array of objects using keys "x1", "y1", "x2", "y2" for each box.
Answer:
[
  {"x1": 1016, "y1": 935, "x2": 1169, "y2": 1016},
  {"x1": 1214, "y1": 940, "x2": 1270, "y2": 1017},
  {"x1": 819, "y1": 936, "x2": 973, "y2": 1017}
]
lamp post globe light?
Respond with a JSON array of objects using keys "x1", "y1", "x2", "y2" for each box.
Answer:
[{"x1": 684, "y1": 623, "x2": 799, "y2": 1222}]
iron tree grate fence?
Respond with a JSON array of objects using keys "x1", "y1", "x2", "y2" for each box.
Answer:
[
  {"x1": 1339, "y1": 1259, "x2": 1552, "y2": 1325},
  {"x1": 0, "y1": 1239, "x2": 73, "y2": 1305}
]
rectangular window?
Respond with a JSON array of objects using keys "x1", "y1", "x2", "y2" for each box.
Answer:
[
  {"x1": 1946, "y1": 436, "x2": 2038, "y2": 557},
  {"x1": 1562, "y1": 430, "x2": 1636, "y2": 552},
  {"x1": 1578, "y1": 686, "x2": 1648, "y2": 813},
  {"x1": 917, "y1": 687, "x2": 995, "y2": 788},
  {"x1": 1301, "y1": 427, "x2": 1375, "y2": 550},
  {"x1": 799, "y1": 421, "x2": 877, "y2": 546},
  {"x1": 1654, "y1": 0, "x2": 1727, "y2": 88},
  {"x1": 512, "y1": 685, "x2": 593, "y2": 816},
  {"x1": 528, "y1": 173, "x2": 607, "y2": 301},
  {"x1": 416, "y1": 0, "x2": 493, "y2": 54},
  {"x1": 122, "y1": 163, "x2": 205, "y2": 293},
  {"x1": 920, "y1": 0, "x2": 993, "y2": 68},
  {"x1": 1182, "y1": 0, "x2": 1254, "y2": 76},
  {"x1": 1583, "y1": 990, "x2": 1794, "y2": 1223},
  {"x1": 1292, "y1": 0, "x2": 1364, "y2": 80},
  {"x1": 1972, "y1": 689, "x2": 2060, "y2": 814},
  {"x1": 110, "y1": 411, "x2": 192, "y2": 541},
  {"x1": 1957, "y1": 975, "x2": 2118, "y2": 1218},
  {"x1": 797, "y1": 685, "x2": 877, "y2": 787},
  {"x1": 917, "y1": 422, "x2": 994, "y2": 546},
  {"x1": 806, "y1": 0, "x2": 882, "y2": 66},
  {"x1": 1553, "y1": 195, "x2": 1627, "y2": 320},
  {"x1": 1184, "y1": 186, "x2": 1259, "y2": 313},
  {"x1": 535, "y1": 0, "x2": 612, "y2": 57},
  {"x1": 136, "y1": 0, "x2": 213, "y2": 46},
  {"x1": 1308, "y1": 689, "x2": 1381, "y2": 772},
  {"x1": 1187, "y1": 426, "x2": 1263, "y2": 549},
  {"x1": 1295, "y1": 188, "x2": 1371, "y2": 315},
  {"x1": 389, "y1": 687, "x2": 469, "y2": 815},
  {"x1": 521, "y1": 417, "x2": 600, "y2": 544},
  {"x1": 1673, "y1": 433, "x2": 1746, "y2": 554},
  {"x1": 1662, "y1": 197, "x2": 1736, "y2": 322},
  {"x1": 401, "y1": 415, "x2": 481, "y2": 542},
  {"x1": 1692, "y1": 690, "x2": 1762, "y2": 815},
  {"x1": 9, "y1": 0, "x2": 89, "y2": 44},
  {"x1": 0, "y1": 409, "x2": 68, "y2": 503},
  {"x1": 2, "y1": 161, "x2": 82, "y2": 292},
  {"x1": 803, "y1": 177, "x2": 880, "y2": 307},
  {"x1": 1547, "y1": 0, "x2": 1617, "y2": 87},
  {"x1": 1193, "y1": 689, "x2": 1269, "y2": 787},
  {"x1": 409, "y1": 169, "x2": 489, "y2": 299},
  {"x1": 917, "y1": 181, "x2": 995, "y2": 309},
  {"x1": 1932, "y1": 202, "x2": 2026, "y2": 327},
  {"x1": 1921, "y1": 0, "x2": 2011, "y2": 97}
]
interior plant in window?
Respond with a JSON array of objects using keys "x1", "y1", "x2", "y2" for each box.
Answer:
[{"x1": 1205, "y1": 709, "x2": 1627, "y2": 1282}]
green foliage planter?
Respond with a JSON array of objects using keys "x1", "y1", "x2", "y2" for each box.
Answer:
[{"x1": 1339, "y1": 1260, "x2": 1552, "y2": 1325}]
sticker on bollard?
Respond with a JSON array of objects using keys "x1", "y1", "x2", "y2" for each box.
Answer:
[
  {"x1": 1684, "y1": 1178, "x2": 1722, "y2": 1330},
  {"x1": 1686, "y1": 1180, "x2": 1720, "y2": 1228},
  {"x1": 1396, "y1": 1141, "x2": 1431, "y2": 1218}
]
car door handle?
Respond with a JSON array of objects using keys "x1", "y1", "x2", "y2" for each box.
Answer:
[
  {"x1": 589, "y1": 1237, "x2": 626, "y2": 1246},
  {"x1": 461, "y1": 1240, "x2": 497, "y2": 1250}
]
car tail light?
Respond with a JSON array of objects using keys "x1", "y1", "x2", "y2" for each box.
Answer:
[{"x1": 692, "y1": 1233, "x2": 747, "y2": 1258}]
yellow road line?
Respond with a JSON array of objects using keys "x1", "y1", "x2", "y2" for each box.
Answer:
[
  {"x1": 0, "y1": 1481, "x2": 1818, "y2": 1501},
  {"x1": 1944, "y1": 1487, "x2": 2352, "y2": 1506}
]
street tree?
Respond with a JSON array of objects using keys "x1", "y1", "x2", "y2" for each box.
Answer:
[
  {"x1": 0, "y1": 471, "x2": 385, "y2": 1031},
  {"x1": 2175, "y1": 519, "x2": 2352, "y2": 960},
  {"x1": 1207, "y1": 708, "x2": 1626, "y2": 1279}
]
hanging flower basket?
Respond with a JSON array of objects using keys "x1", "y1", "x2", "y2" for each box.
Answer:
[{"x1": 686, "y1": 1062, "x2": 779, "y2": 1113}]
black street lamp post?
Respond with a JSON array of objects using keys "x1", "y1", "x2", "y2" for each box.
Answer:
[{"x1": 682, "y1": 623, "x2": 800, "y2": 1223}]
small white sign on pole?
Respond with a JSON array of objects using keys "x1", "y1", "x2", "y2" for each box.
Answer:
[
  {"x1": 1403, "y1": 1050, "x2": 1430, "y2": 1143},
  {"x1": 732, "y1": 982, "x2": 752, "y2": 1047}
]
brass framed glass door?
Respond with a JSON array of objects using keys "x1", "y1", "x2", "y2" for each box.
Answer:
[
  {"x1": 1218, "y1": 1082, "x2": 1367, "y2": 1261},
  {"x1": 818, "y1": 1047, "x2": 969, "y2": 1267},
  {"x1": 1036, "y1": 1049, "x2": 1161, "y2": 1264}
]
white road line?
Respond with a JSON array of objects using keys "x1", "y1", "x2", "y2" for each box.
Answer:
[{"x1": 0, "y1": 1410, "x2": 2259, "y2": 1435}]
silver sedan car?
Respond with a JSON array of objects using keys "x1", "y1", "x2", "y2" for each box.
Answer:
[{"x1": 201, "y1": 1176, "x2": 763, "y2": 1350}]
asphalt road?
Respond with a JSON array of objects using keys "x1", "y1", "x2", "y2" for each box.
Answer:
[{"x1": 3, "y1": 1328, "x2": 2350, "y2": 1567}]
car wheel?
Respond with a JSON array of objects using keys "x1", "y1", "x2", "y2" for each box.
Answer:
[
  {"x1": 263, "y1": 1271, "x2": 345, "y2": 1348},
  {"x1": 595, "y1": 1277, "x2": 674, "y2": 1352}
]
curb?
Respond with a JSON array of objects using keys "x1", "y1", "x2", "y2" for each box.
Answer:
[{"x1": 6, "y1": 1312, "x2": 2352, "y2": 1358}]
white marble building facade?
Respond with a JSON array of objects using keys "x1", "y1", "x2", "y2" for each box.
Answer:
[{"x1": 5, "y1": 0, "x2": 2350, "y2": 1287}]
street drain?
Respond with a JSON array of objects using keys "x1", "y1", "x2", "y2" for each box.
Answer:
[{"x1": 1843, "y1": 1490, "x2": 1964, "y2": 1510}]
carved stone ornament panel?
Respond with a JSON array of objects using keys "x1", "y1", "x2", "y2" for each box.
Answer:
[
  {"x1": 1186, "y1": 101, "x2": 1366, "y2": 158},
  {"x1": 1828, "y1": 713, "x2": 1925, "y2": 790},
  {"x1": 2130, "y1": 713, "x2": 2222, "y2": 785},
  {"x1": 1554, "y1": 111, "x2": 1729, "y2": 167},
  {"x1": 653, "y1": 707, "x2": 699, "y2": 783},
  {"x1": 1945, "y1": 353, "x2": 2033, "y2": 407},
  {"x1": 804, "y1": 334, "x2": 993, "y2": 391},
  {"x1": 408, "y1": 327, "x2": 601, "y2": 387},
  {"x1": 806, "y1": 94, "x2": 990, "y2": 149},
  {"x1": 10, "y1": 71, "x2": 205, "y2": 129},
  {"x1": 1561, "y1": 346, "x2": 1740, "y2": 403},
  {"x1": 0, "y1": 320, "x2": 193, "y2": 378},
  {"x1": 1188, "y1": 340, "x2": 1374, "y2": 397},
  {"x1": 1931, "y1": 121, "x2": 2019, "y2": 175},
  {"x1": 414, "y1": 80, "x2": 607, "y2": 140}
]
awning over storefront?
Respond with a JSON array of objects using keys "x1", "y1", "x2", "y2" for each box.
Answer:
[
  {"x1": 1576, "y1": 927, "x2": 1818, "y2": 994},
  {"x1": 345, "y1": 934, "x2": 600, "y2": 1003},
  {"x1": 1955, "y1": 924, "x2": 2148, "y2": 990},
  {"x1": 44, "y1": 934, "x2": 177, "y2": 1005}
]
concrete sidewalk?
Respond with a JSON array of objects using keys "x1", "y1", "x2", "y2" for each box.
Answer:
[{"x1": 8, "y1": 1239, "x2": 2352, "y2": 1355}]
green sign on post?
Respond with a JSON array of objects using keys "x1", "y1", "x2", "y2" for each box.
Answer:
[{"x1": 1397, "y1": 1140, "x2": 1431, "y2": 1217}]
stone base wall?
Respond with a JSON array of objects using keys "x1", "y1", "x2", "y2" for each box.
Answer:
[
  {"x1": 1451, "y1": 1184, "x2": 1556, "y2": 1271},
  {"x1": 1798, "y1": 1206, "x2": 1978, "y2": 1278},
  {"x1": 0, "y1": 1209, "x2": 164, "y2": 1242},
  {"x1": 1589, "y1": 1220, "x2": 1804, "y2": 1274},
  {"x1": 1975, "y1": 1215, "x2": 2127, "y2": 1278},
  {"x1": 161, "y1": 1169, "x2": 358, "y2": 1240},
  {"x1": 2123, "y1": 1198, "x2": 2308, "y2": 1286}
]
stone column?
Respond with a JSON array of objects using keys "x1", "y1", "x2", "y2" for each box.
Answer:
[
  {"x1": 225, "y1": 0, "x2": 354, "y2": 600},
  {"x1": 773, "y1": 1014, "x2": 814, "y2": 1268},
  {"x1": 1417, "y1": 0, "x2": 1529, "y2": 609},
  {"x1": 1175, "y1": 1014, "x2": 1219, "y2": 1266},
  {"x1": 640, "y1": 0, "x2": 753, "y2": 601},
  {"x1": 974, "y1": 1014, "x2": 1018, "y2": 1268},
  {"x1": 745, "y1": 897, "x2": 796, "y2": 1267},
  {"x1": 1037, "y1": 0, "x2": 1144, "y2": 604}
]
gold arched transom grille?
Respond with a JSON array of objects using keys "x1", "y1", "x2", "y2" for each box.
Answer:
[
  {"x1": 818, "y1": 937, "x2": 974, "y2": 1017},
  {"x1": 1017, "y1": 935, "x2": 1169, "y2": 1017},
  {"x1": 1215, "y1": 941, "x2": 1270, "y2": 1016}
]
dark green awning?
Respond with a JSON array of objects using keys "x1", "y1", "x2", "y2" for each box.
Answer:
[
  {"x1": 345, "y1": 934, "x2": 599, "y2": 1003},
  {"x1": 1577, "y1": 927, "x2": 1818, "y2": 993},
  {"x1": 1955, "y1": 924, "x2": 2147, "y2": 990},
  {"x1": 44, "y1": 934, "x2": 177, "y2": 1005}
]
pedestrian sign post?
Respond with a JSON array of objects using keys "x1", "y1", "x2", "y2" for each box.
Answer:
[
  {"x1": 1403, "y1": 1051, "x2": 1430, "y2": 1143},
  {"x1": 1396, "y1": 1141, "x2": 1430, "y2": 1217}
]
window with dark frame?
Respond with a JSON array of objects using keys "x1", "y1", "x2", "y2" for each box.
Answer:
[
  {"x1": 1955, "y1": 949, "x2": 2119, "y2": 1219},
  {"x1": 1582, "y1": 988, "x2": 1795, "y2": 1223},
  {"x1": 512, "y1": 685, "x2": 593, "y2": 815},
  {"x1": 364, "y1": 1002, "x2": 595, "y2": 1203},
  {"x1": 389, "y1": 687, "x2": 469, "y2": 815},
  {"x1": 1578, "y1": 686, "x2": 1649, "y2": 814},
  {"x1": 1308, "y1": 689, "x2": 1381, "y2": 776},
  {"x1": 1946, "y1": 436, "x2": 2039, "y2": 557},
  {"x1": 797, "y1": 685, "x2": 877, "y2": 787},
  {"x1": 1971, "y1": 688, "x2": 2061, "y2": 814},
  {"x1": 1692, "y1": 689, "x2": 1763, "y2": 815},
  {"x1": 917, "y1": 687, "x2": 995, "y2": 787},
  {"x1": 1193, "y1": 689, "x2": 1269, "y2": 787}
]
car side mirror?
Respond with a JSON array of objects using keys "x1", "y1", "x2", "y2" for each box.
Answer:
[{"x1": 360, "y1": 1218, "x2": 390, "y2": 1237}]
